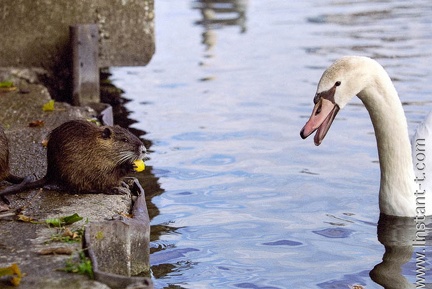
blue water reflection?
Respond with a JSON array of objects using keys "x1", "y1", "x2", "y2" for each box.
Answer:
[{"x1": 112, "y1": 0, "x2": 432, "y2": 288}]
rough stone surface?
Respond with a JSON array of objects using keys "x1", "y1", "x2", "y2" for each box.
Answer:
[{"x1": 0, "y1": 74, "x2": 135, "y2": 289}]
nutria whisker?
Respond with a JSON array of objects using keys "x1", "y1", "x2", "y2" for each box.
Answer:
[{"x1": 116, "y1": 151, "x2": 137, "y2": 165}]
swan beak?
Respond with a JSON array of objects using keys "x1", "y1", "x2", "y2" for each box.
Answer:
[{"x1": 300, "y1": 99, "x2": 340, "y2": 146}]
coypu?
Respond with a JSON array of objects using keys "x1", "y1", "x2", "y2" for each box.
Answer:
[
  {"x1": 0, "y1": 125, "x2": 28, "y2": 184},
  {"x1": 0, "y1": 120, "x2": 147, "y2": 197}
]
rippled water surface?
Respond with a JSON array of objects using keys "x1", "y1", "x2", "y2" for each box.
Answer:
[{"x1": 112, "y1": 1, "x2": 432, "y2": 288}]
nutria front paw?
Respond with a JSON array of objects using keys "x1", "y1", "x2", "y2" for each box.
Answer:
[{"x1": 109, "y1": 182, "x2": 131, "y2": 195}]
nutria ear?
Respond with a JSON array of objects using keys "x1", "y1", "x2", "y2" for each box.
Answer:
[{"x1": 101, "y1": 127, "x2": 113, "y2": 139}]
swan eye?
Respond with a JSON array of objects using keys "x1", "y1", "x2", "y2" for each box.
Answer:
[{"x1": 335, "y1": 81, "x2": 341, "y2": 87}]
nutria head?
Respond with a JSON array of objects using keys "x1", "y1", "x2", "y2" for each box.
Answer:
[{"x1": 98, "y1": 125, "x2": 147, "y2": 169}]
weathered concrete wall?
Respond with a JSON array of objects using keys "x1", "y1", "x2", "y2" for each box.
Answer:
[
  {"x1": 0, "y1": 0, "x2": 155, "y2": 68},
  {"x1": 0, "y1": 0, "x2": 154, "y2": 101}
]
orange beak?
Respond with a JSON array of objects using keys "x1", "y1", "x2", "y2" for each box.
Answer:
[{"x1": 300, "y1": 98, "x2": 339, "y2": 146}]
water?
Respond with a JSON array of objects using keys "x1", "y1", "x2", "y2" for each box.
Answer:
[{"x1": 111, "y1": 0, "x2": 432, "y2": 288}]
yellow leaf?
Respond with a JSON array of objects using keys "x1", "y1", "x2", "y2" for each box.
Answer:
[
  {"x1": 17, "y1": 214, "x2": 36, "y2": 223},
  {"x1": 0, "y1": 81, "x2": 14, "y2": 88},
  {"x1": 95, "y1": 231, "x2": 104, "y2": 240},
  {"x1": 133, "y1": 159, "x2": 146, "y2": 172},
  {"x1": 0, "y1": 263, "x2": 22, "y2": 286},
  {"x1": 42, "y1": 100, "x2": 55, "y2": 111}
]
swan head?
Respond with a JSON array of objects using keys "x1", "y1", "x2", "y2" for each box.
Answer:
[{"x1": 300, "y1": 56, "x2": 372, "y2": 145}]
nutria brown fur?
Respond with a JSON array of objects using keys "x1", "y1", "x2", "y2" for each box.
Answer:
[
  {"x1": 0, "y1": 120, "x2": 146, "y2": 197},
  {"x1": 0, "y1": 125, "x2": 27, "y2": 184}
]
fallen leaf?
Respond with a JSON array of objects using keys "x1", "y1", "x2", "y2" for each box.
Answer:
[
  {"x1": 119, "y1": 212, "x2": 132, "y2": 218},
  {"x1": 62, "y1": 227, "x2": 80, "y2": 240},
  {"x1": 28, "y1": 120, "x2": 45, "y2": 127},
  {"x1": 0, "y1": 81, "x2": 17, "y2": 92},
  {"x1": 0, "y1": 81, "x2": 17, "y2": 93},
  {"x1": 45, "y1": 218, "x2": 62, "y2": 227},
  {"x1": 42, "y1": 100, "x2": 55, "y2": 111},
  {"x1": 63, "y1": 227, "x2": 73, "y2": 237},
  {"x1": 38, "y1": 247, "x2": 73, "y2": 255},
  {"x1": 41, "y1": 138, "x2": 49, "y2": 147},
  {"x1": 0, "y1": 263, "x2": 22, "y2": 286},
  {"x1": 17, "y1": 214, "x2": 37, "y2": 223},
  {"x1": 0, "y1": 86, "x2": 17, "y2": 93},
  {"x1": 95, "y1": 231, "x2": 104, "y2": 240},
  {"x1": 87, "y1": 118, "x2": 101, "y2": 126},
  {"x1": 0, "y1": 81, "x2": 14, "y2": 88},
  {"x1": 46, "y1": 213, "x2": 83, "y2": 227},
  {"x1": 62, "y1": 213, "x2": 84, "y2": 225}
]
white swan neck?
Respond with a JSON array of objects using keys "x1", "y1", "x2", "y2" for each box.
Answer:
[{"x1": 357, "y1": 66, "x2": 416, "y2": 217}]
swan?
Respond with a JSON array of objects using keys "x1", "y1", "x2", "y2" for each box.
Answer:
[{"x1": 300, "y1": 56, "x2": 431, "y2": 217}]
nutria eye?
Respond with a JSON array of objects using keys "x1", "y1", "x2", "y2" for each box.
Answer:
[
  {"x1": 122, "y1": 138, "x2": 129, "y2": 143},
  {"x1": 335, "y1": 81, "x2": 341, "y2": 86}
]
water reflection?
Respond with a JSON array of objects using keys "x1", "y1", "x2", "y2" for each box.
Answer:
[
  {"x1": 316, "y1": 215, "x2": 431, "y2": 289},
  {"x1": 371, "y1": 215, "x2": 431, "y2": 289},
  {"x1": 370, "y1": 215, "x2": 414, "y2": 288},
  {"x1": 192, "y1": 0, "x2": 248, "y2": 51}
]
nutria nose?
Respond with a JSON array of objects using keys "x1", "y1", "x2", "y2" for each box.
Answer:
[{"x1": 141, "y1": 146, "x2": 147, "y2": 155}]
